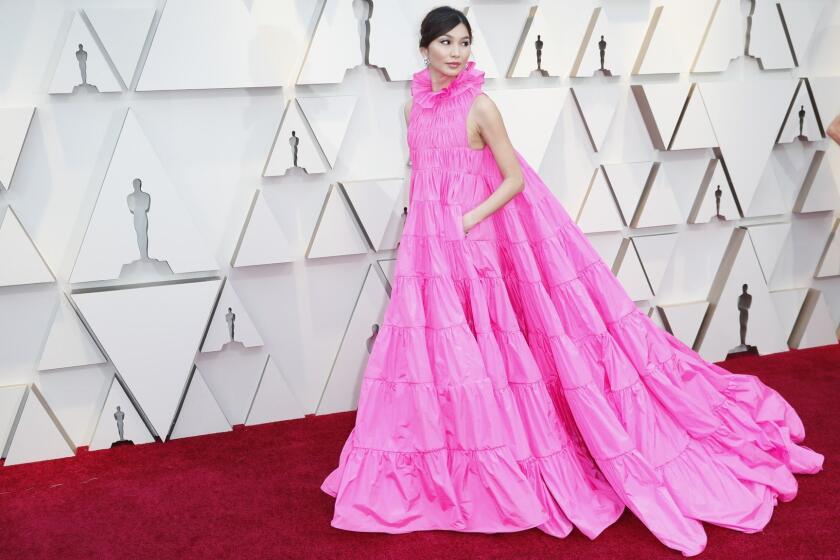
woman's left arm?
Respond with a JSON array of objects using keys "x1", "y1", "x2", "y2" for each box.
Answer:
[{"x1": 463, "y1": 94, "x2": 524, "y2": 234}]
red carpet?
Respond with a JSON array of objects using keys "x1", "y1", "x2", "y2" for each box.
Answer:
[{"x1": 1, "y1": 344, "x2": 837, "y2": 559}]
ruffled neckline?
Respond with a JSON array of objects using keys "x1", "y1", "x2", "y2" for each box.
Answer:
[{"x1": 410, "y1": 60, "x2": 485, "y2": 109}]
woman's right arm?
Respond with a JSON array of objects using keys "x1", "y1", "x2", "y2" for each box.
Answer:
[{"x1": 828, "y1": 113, "x2": 840, "y2": 146}]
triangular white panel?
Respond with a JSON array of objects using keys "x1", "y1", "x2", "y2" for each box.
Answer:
[
  {"x1": 692, "y1": 0, "x2": 743, "y2": 73},
  {"x1": 484, "y1": 87, "x2": 569, "y2": 170},
  {"x1": 84, "y1": 8, "x2": 155, "y2": 87},
  {"x1": 306, "y1": 184, "x2": 368, "y2": 259},
  {"x1": 49, "y1": 11, "x2": 121, "y2": 94},
  {"x1": 632, "y1": 83, "x2": 691, "y2": 150},
  {"x1": 88, "y1": 375, "x2": 155, "y2": 451},
  {"x1": 264, "y1": 100, "x2": 327, "y2": 176},
  {"x1": 769, "y1": 214, "x2": 836, "y2": 290},
  {"x1": 659, "y1": 155, "x2": 714, "y2": 219},
  {"x1": 586, "y1": 232, "x2": 624, "y2": 267},
  {"x1": 799, "y1": 148, "x2": 840, "y2": 214},
  {"x1": 4, "y1": 385, "x2": 75, "y2": 466},
  {"x1": 73, "y1": 278, "x2": 222, "y2": 437},
  {"x1": 659, "y1": 302, "x2": 708, "y2": 348},
  {"x1": 509, "y1": 2, "x2": 593, "y2": 78},
  {"x1": 296, "y1": 95, "x2": 357, "y2": 167},
  {"x1": 797, "y1": 291, "x2": 838, "y2": 349},
  {"x1": 577, "y1": 168, "x2": 624, "y2": 233},
  {"x1": 769, "y1": 288, "x2": 809, "y2": 342},
  {"x1": 343, "y1": 180, "x2": 403, "y2": 251},
  {"x1": 0, "y1": 106, "x2": 35, "y2": 190},
  {"x1": 201, "y1": 280, "x2": 264, "y2": 352},
  {"x1": 70, "y1": 109, "x2": 218, "y2": 283},
  {"x1": 700, "y1": 80, "x2": 797, "y2": 211},
  {"x1": 35, "y1": 367, "x2": 112, "y2": 448},
  {"x1": 38, "y1": 293, "x2": 105, "y2": 372},
  {"x1": 633, "y1": 233, "x2": 679, "y2": 293},
  {"x1": 197, "y1": 349, "x2": 268, "y2": 426},
  {"x1": 602, "y1": 162, "x2": 652, "y2": 225},
  {"x1": 694, "y1": 159, "x2": 739, "y2": 223},
  {"x1": 368, "y1": 1, "x2": 470, "y2": 82},
  {"x1": 779, "y1": 0, "x2": 827, "y2": 64},
  {"x1": 658, "y1": 228, "x2": 732, "y2": 302},
  {"x1": 698, "y1": 231, "x2": 788, "y2": 361},
  {"x1": 170, "y1": 368, "x2": 231, "y2": 440},
  {"x1": 378, "y1": 257, "x2": 397, "y2": 286},
  {"x1": 648, "y1": 305, "x2": 665, "y2": 327},
  {"x1": 571, "y1": 83, "x2": 623, "y2": 151},
  {"x1": 245, "y1": 356, "x2": 305, "y2": 426},
  {"x1": 747, "y1": 222, "x2": 791, "y2": 282},
  {"x1": 0, "y1": 208, "x2": 55, "y2": 287},
  {"x1": 318, "y1": 264, "x2": 390, "y2": 414},
  {"x1": 297, "y1": 0, "x2": 361, "y2": 85},
  {"x1": 747, "y1": 0, "x2": 796, "y2": 69},
  {"x1": 636, "y1": 167, "x2": 683, "y2": 228},
  {"x1": 0, "y1": 385, "x2": 26, "y2": 458},
  {"x1": 232, "y1": 190, "x2": 295, "y2": 268},
  {"x1": 635, "y1": 0, "x2": 717, "y2": 75},
  {"x1": 778, "y1": 82, "x2": 822, "y2": 143},
  {"x1": 816, "y1": 220, "x2": 839, "y2": 278},
  {"x1": 136, "y1": 0, "x2": 316, "y2": 90},
  {"x1": 458, "y1": 7, "x2": 503, "y2": 80},
  {"x1": 571, "y1": 5, "x2": 649, "y2": 77},
  {"x1": 746, "y1": 150, "x2": 794, "y2": 218},
  {"x1": 811, "y1": 77, "x2": 840, "y2": 135},
  {"x1": 633, "y1": 7, "x2": 676, "y2": 75},
  {"x1": 374, "y1": 181, "x2": 409, "y2": 252},
  {"x1": 616, "y1": 242, "x2": 654, "y2": 301},
  {"x1": 670, "y1": 86, "x2": 718, "y2": 151}
]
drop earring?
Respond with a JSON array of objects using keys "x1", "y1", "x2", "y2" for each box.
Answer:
[{"x1": 423, "y1": 57, "x2": 429, "y2": 66}]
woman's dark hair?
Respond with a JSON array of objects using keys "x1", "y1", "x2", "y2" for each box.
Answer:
[{"x1": 419, "y1": 6, "x2": 472, "y2": 48}]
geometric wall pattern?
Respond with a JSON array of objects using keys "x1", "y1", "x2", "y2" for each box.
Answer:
[{"x1": 1, "y1": 0, "x2": 838, "y2": 466}]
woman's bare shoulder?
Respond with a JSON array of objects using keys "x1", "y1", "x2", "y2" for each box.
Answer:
[{"x1": 471, "y1": 92, "x2": 499, "y2": 118}]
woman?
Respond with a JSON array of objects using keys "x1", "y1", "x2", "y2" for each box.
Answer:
[{"x1": 321, "y1": 7, "x2": 823, "y2": 556}]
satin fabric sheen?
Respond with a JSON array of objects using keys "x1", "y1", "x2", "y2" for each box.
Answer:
[{"x1": 320, "y1": 60, "x2": 824, "y2": 557}]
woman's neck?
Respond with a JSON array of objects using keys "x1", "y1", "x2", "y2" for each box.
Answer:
[{"x1": 429, "y1": 69, "x2": 456, "y2": 92}]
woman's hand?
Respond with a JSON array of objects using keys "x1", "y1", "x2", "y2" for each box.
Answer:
[{"x1": 462, "y1": 209, "x2": 479, "y2": 236}]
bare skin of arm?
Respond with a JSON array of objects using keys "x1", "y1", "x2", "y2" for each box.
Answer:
[
  {"x1": 828, "y1": 113, "x2": 840, "y2": 146},
  {"x1": 462, "y1": 94, "x2": 524, "y2": 233}
]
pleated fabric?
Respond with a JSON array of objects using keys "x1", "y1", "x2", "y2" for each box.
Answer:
[{"x1": 320, "y1": 60, "x2": 824, "y2": 557}]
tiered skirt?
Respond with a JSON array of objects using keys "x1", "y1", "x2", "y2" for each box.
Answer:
[{"x1": 321, "y1": 151, "x2": 823, "y2": 557}]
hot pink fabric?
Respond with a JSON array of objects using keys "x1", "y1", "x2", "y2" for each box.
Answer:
[{"x1": 320, "y1": 61, "x2": 824, "y2": 557}]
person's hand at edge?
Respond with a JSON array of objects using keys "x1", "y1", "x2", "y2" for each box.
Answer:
[{"x1": 828, "y1": 113, "x2": 840, "y2": 146}]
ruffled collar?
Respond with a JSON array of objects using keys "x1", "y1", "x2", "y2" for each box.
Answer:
[{"x1": 410, "y1": 60, "x2": 485, "y2": 109}]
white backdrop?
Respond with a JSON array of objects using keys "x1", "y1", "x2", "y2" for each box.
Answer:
[{"x1": 0, "y1": 0, "x2": 839, "y2": 466}]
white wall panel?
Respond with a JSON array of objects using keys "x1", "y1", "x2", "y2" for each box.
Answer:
[
  {"x1": 38, "y1": 293, "x2": 105, "y2": 371},
  {"x1": 136, "y1": 0, "x2": 318, "y2": 91},
  {"x1": 49, "y1": 11, "x2": 121, "y2": 94},
  {"x1": 170, "y1": 368, "x2": 231, "y2": 440},
  {"x1": 0, "y1": 107, "x2": 35, "y2": 190},
  {"x1": 88, "y1": 374, "x2": 155, "y2": 451},
  {"x1": 4, "y1": 385, "x2": 75, "y2": 466},
  {"x1": 84, "y1": 7, "x2": 155, "y2": 87},
  {"x1": 0, "y1": 0, "x2": 837, "y2": 468},
  {"x1": 72, "y1": 279, "x2": 221, "y2": 437},
  {"x1": 70, "y1": 109, "x2": 218, "y2": 284}
]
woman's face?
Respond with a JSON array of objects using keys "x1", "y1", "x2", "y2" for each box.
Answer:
[{"x1": 421, "y1": 23, "x2": 472, "y2": 78}]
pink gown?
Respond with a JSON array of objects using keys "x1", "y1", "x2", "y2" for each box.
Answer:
[{"x1": 320, "y1": 60, "x2": 824, "y2": 556}]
